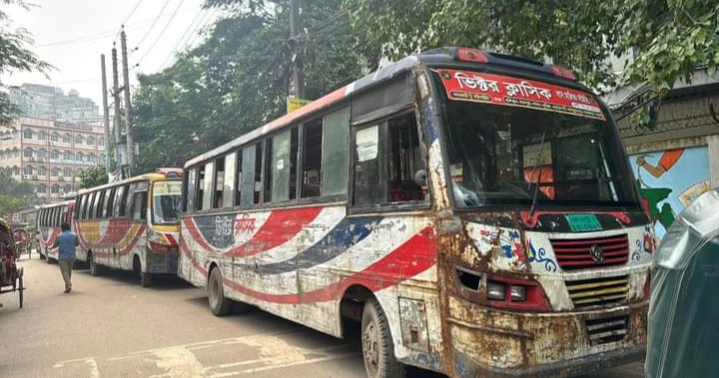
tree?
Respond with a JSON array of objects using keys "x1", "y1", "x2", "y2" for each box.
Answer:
[
  {"x1": 0, "y1": 0, "x2": 50, "y2": 123},
  {"x1": 0, "y1": 169, "x2": 37, "y2": 217},
  {"x1": 133, "y1": 0, "x2": 368, "y2": 172},
  {"x1": 345, "y1": 0, "x2": 719, "y2": 93},
  {"x1": 76, "y1": 167, "x2": 108, "y2": 189}
]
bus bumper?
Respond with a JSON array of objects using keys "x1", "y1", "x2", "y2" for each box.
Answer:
[
  {"x1": 453, "y1": 345, "x2": 644, "y2": 378},
  {"x1": 446, "y1": 297, "x2": 648, "y2": 377},
  {"x1": 146, "y1": 251, "x2": 179, "y2": 274}
]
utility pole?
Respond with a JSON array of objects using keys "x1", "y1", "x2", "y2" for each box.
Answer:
[
  {"x1": 100, "y1": 54, "x2": 112, "y2": 169},
  {"x1": 289, "y1": 0, "x2": 303, "y2": 98},
  {"x1": 120, "y1": 27, "x2": 134, "y2": 171},
  {"x1": 111, "y1": 46, "x2": 122, "y2": 167}
]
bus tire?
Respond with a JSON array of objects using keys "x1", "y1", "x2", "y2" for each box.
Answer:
[
  {"x1": 140, "y1": 273, "x2": 153, "y2": 287},
  {"x1": 133, "y1": 256, "x2": 152, "y2": 287},
  {"x1": 208, "y1": 267, "x2": 232, "y2": 317},
  {"x1": 361, "y1": 298, "x2": 406, "y2": 378},
  {"x1": 89, "y1": 253, "x2": 101, "y2": 276}
]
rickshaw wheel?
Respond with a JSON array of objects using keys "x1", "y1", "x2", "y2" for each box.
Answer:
[{"x1": 17, "y1": 274, "x2": 23, "y2": 308}]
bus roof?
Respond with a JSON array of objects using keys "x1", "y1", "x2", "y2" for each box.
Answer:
[
  {"x1": 37, "y1": 200, "x2": 74, "y2": 210},
  {"x1": 185, "y1": 47, "x2": 588, "y2": 168},
  {"x1": 76, "y1": 172, "x2": 180, "y2": 195}
]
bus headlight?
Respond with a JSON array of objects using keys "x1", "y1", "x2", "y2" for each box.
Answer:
[
  {"x1": 487, "y1": 281, "x2": 506, "y2": 301},
  {"x1": 510, "y1": 285, "x2": 526, "y2": 302}
]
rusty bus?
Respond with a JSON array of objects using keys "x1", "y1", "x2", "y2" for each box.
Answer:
[
  {"x1": 73, "y1": 169, "x2": 183, "y2": 286},
  {"x1": 178, "y1": 47, "x2": 653, "y2": 378},
  {"x1": 37, "y1": 201, "x2": 74, "y2": 262}
]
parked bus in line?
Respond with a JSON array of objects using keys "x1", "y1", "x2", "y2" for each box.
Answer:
[
  {"x1": 178, "y1": 47, "x2": 653, "y2": 378},
  {"x1": 37, "y1": 201, "x2": 74, "y2": 262},
  {"x1": 73, "y1": 169, "x2": 183, "y2": 286}
]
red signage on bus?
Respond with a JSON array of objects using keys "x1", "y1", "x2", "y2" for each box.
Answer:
[{"x1": 436, "y1": 69, "x2": 606, "y2": 120}]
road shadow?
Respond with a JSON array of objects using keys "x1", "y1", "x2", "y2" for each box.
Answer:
[{"x1": 76, "y1": 268, "x2": 194, "y2": 291}]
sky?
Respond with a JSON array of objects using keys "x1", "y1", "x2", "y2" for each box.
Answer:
[{"x1": 3, "y1": 0, "x2": 218, "y2": 108}]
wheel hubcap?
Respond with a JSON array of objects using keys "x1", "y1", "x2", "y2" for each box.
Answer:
[{"x1": 363, "y1": 322, "x2": 380, "y2": 375}]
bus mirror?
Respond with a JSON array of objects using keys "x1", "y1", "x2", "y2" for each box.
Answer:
[{"x1": 414, "y1": 169, "x2": 427, "y2": 187}]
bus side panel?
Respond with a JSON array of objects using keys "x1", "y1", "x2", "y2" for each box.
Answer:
[
  {"x1": 40, "y1": 225, "x2": 60, "y2": 260},
  {"x1": 179, "y1": 206, "x2": 443, "y2": 363},
  {"x1": 76, "y1": 218, "x2": 147, "y2": 271}
]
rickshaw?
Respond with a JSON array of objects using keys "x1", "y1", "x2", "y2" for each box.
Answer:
[
  {"x1": 11, "y1": 222, "x2": 31, "y2": 260},
  {"x1": 646, "y1": 188, "x2": 719, "y2": 378},
  {"x1": 0, "y1": 218, "x2": 24, "y2": 308}
]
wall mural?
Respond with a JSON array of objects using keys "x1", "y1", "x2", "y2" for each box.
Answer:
[{"x1": 630, "y1": 146, "x2": 711, "y2": 241}]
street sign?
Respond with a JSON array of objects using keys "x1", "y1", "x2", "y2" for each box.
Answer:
[{"x1": 287, "y1": 97, "x2": 311, "y2": 113}]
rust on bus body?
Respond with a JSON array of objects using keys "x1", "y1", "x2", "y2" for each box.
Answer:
[{"x1": 432, "y1": 212, "x2": 648, "y2": 377}]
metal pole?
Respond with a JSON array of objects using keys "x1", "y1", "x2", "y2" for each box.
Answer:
[
  {"x1": 111, "y1": 46, "x2": 121, "y2": 166},
  {"x1": 289, "y1": 0, "x2": 303, "y2": 98},
  {"x1": 121, "y1": 27, "x2": 134, "y2": 171},
  {"x1": 100, "y1": 54, "x2": 112, "y2": 169}
]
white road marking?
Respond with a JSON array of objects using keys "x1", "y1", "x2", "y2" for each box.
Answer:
[
  {"x1": 53, "y1": 331, "x2": 357, "y2": 377},
  {"x1": 53, "y1": 357, "x2": 100, "y2": 378}
]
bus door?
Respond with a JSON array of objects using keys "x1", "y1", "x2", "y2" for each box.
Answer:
[{"x1": 126, "y1": 182, "x2": 149, "y2": 270}]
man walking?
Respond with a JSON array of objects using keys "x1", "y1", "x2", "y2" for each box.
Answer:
[{"x1": 52, "y1": 223, "x2": 78, "y2": 293}]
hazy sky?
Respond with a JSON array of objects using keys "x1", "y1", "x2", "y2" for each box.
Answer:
[{"x1": 4, "y1": 0, "x2": 217, "y2": 108}]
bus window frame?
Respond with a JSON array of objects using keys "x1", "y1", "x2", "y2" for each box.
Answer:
[
  {"x1": 182, "y1": 105, "x2": 357, "y2": 216},
  {"x1": 349, "y1": 107, "x2": 432, "y2": 214}
]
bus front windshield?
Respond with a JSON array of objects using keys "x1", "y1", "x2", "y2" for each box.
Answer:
[
  {"x1": 433, "y1": 70, "x2": 638, "y2": 208},
  {"x1": 152, "y1": 181, "x2": 182, "y2": 225}
]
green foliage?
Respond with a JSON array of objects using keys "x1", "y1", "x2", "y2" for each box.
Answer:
[
  {"x1": 0, "y1": 194, "x2": 25, "y2": 217},
  {"x1": 133, "y1": 0, "x2": 366, "y2": 172},
  {"x1": 346, "y1": 0, "x2": 719, "y2": 92},
  {"x1": 0, "y1": 169, "x2": 36, "y2": 217},
  {"x1": 0, "y1": 0, "x2": 51, "y2": 124},
  {"x1": 76, "y1": 167, "x2": 108, "y2": 189}
]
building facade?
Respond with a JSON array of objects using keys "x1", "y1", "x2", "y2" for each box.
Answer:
[
  {"x1": 9, "y1": 84, "x2": 100, "y2": 123},
  {"x1": 0, "y1": 117, "x2": 106, "y2": 200}
]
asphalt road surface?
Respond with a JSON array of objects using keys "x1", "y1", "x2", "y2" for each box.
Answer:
[{"x1": 0, "y1": 255, "x2": 644, "y2": 378}]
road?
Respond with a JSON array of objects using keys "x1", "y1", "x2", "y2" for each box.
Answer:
[{"x1": 0, "y1": 256, "x2": 644, "y2": 378}]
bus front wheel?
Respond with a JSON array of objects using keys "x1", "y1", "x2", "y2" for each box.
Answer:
[
  {"x1": 208, "y1": 267, "x2": 232, "y2": 316},
  {"x1": 361, "y1": 298, "x2": 406, "y2": 378}
]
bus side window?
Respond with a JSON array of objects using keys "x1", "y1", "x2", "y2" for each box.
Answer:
[
  {"x1": 132, "y1": 190, "x2": 148, "y2": 221},
  {"x1": 113, "y1": 186, "x2": 126, "y2": 217},
  {"x1": 234, "y1": 151, "x2": 243, "y2": 206},
  {"x1": 84, "y1": 193, "x2": 93, "y2": 219},
  {"x1": 186, "y1": 168, "x2": 197, "y2": 212},
  {"x1": 321, "y1": 107, "x2": 350, "y2": 197},
  {"x1": 223, "y1": 152, "x2": 237, "y2": 208},
  {"x1": 102, "y1": 188, "x2": 113, "y2": 218},
  {"x1": 353, "y1": 124, "x2": 385, "y2": 207},
  {"x1": 95, "y1": 190, "x2": 105, "y2": 219},
  {"x1": 202, "y1": 162, "x2": 214, "y2": 211},
  {"x1": 267, "y1": 128, "x2": 296, "y2": 202},
  {"x1": 301, "y1": 120, "x2": 322, "y2": 199},
  {"x1": 106, "y1": 188, "x2": 116, "y2": 217},
  {"x1": 240, "y1": 145, "x2": 256, "y2": 207},
  {"x1": 125, "y1": 184, "x2": 136, "y2": 218},
  {"x1": 196, "y1": 165, "x2": 206, "y2": 211},
  {"x1": 352, "y1": 111, "x2": 426, "y2": 207},
  {"x1": 387, "y1": 112, "x2": 425, "y2": 203},
  {"x1": 213, "y1": 157, "x2": 224, "y2": 208}
]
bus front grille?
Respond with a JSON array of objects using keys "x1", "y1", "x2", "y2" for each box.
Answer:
[
  {"x1": 550, "y1": 234, "x2": 629, "y2": 271},
  {"x1": 585, "y1": 315, "x2": 629, "y2": 346},
  {"x1": 566, "y1": 275, "x2": 629, "y2": 308}
]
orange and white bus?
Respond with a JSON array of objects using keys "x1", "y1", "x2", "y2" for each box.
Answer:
[
  {"x1": 36, "y1": 201, "x2": 74, "y2": 262},
  {"x1": 73, "y1": 169, "x2": 183, "y2": 286}
]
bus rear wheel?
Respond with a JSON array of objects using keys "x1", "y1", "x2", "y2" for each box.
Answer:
[
  {"x1": 208, "y1": 267, "x2": 232, "y2": 316},
  {"x1": 361, "y1": 298, "x2": 406, "y2": 378},
  {"x1": 89, "y1": 253, "x2": 101, "y2": 276}
]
